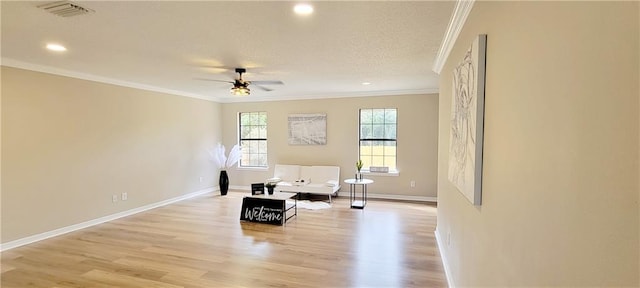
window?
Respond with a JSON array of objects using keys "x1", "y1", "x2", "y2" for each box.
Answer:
[
  {"x1": 239, "y1": 112, "x2": 267, "y2": 167},
  {"x1": 359, "y1": 108, "x2": 397, "y2": 171}
]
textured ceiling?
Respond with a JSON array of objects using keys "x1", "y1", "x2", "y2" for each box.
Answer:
[{"x1": 1, "y1": 1, "x2": 455, "y2": 102}]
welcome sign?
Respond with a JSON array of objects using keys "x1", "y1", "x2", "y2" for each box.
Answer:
[{"x1": 240, "y1": 198, "x2": 285, "y2": 225}]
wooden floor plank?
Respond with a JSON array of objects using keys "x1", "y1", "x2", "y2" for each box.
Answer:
[{"x1": 1, "y1": 192, "x2": 447, "y2": 287}]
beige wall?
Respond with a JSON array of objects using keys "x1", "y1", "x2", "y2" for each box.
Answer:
[
  {"x1": 221, "y1": 94, "x2": 439, "y2": 198},
  {"x1": 437, "y1": 1, "x2": 639, "y2": 286},
  {"x1": 1, "y1": 67, "x2": 221, "y2": 243}
]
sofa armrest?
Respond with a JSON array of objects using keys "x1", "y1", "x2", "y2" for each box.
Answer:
[{"x1": 326, "y1": 180, "x2": 339, "y2": 187}]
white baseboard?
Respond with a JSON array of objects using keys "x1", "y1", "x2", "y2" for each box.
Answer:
[
  {"x1": 230, "y1": 185, "x2": 436, "y2": 202},
  {"x1": 0, "y1": 187, "x2": 215, "y2": 252},
  {"x1": 229, "y1": 185, "x2": 251, "y2": 191},
  {"x1": 435, "y1": 228, "x2": 454, "y2": 288}
]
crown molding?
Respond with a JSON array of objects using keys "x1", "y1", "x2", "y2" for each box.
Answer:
[
  {"x1": 432, "y1": 0, "x2": 476, "y2": 74},
  {"x1": 218, "y1": 88, "x2": 440, "y2": 103},
  {"x1": 2, "y1": 58, "x2": 438, "y2": 104},
  {"x1": 1, "y1": 58, "x2": 220, "y2": 102}
]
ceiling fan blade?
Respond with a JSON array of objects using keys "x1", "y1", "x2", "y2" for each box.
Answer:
[
  {"x1": 192, "y1": 64, "x2": 235, "y2": 70},
  {"x1": 194, "y1": 77, "x2": 234, "y2": 83},
  {"x1": 252, "y1": 84, "x2": 274, "y2": 92},
  {"x1": 250, "y1": 80, "x2": 284, "y2": 85}
]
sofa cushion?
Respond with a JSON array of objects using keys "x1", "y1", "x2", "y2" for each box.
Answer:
[
  {"x1": 301, "y1": 166, "x2": 340, "y2": 184},
  {"x1": 273, "y1": 164, "x2": 300, "y2": 183}
]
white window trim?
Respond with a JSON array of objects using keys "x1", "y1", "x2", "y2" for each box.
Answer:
[
  {"x1": 358, "y1": 108, "x2": 398, "y2": 173},
  {"x1": 237, "y1": 166, "x2": 269, "y2": 172},
  {"x1": 239, "y1": 111, "x2": 268, "y2": 168},
  {"x1": 361, "y1": 169, "x2": 399, "y2": 177}
]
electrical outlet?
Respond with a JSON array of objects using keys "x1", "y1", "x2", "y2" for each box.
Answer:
[
  {"x1": 410, "y1": 180, "x2": 416, "y2": 188},
  {"x1": 112, "y1": 195, "x2": 118, "y2": 203},
  {"x1": 199, "y1": 176, "x2": 203, "y2": 183},
  {"x1": 121, "y1": 192, "x2": 128, "y2": 201}
]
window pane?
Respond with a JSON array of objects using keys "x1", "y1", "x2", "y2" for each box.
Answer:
[
  {"x1": 371, "y1": 156, "x2": 384, "y2": 166},
  {"x1": 360, "y1": 125, "x2": 372, "y2": 139},
  {"x1": 385, "y1": 109, "x2": 397, "y2": 123},
  {"x1": 373, "y1": 109, "x2": 385, "y2": 123},
  {"x1": 240, "y1": 126, "x2": 250, "y2": 138},
  {"x1": 241, "y1": 114, "x2": 250, "y2": 126},
  {"x1": 384, "y1": 142, "x2": 396, "y2": 155},
  {"x1": 257, "y1": 126, "x2": 264, "y2": 138},
  {"x1": 372, "y1": 124, "x2": 384, "y2": 138},
  {"x1": 360, "y1": 110, "x2": 372, "y2": 124},
  {"x1": 257, "y1": 154, "x2": 267, "y2": 165},
  {"x1": 384, "y1": 156, "x2": 397, "y2": 170},
  {"x1": 385, "y1": 124, "x2": 396, "y2": 139},
  {"x1": 375, "y1": 141, "x2": 387, "y2": 154},
  {"x1": 250, "y1": 126, "x2": 259, "y2": 139},
  {"x1": 362, "y1": 159, "x2": 370, "y2": 169},
  {"x1": 360, "y1": 140, "x2": 372, "y2": 155}
]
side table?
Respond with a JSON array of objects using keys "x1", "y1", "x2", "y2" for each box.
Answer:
[{"x1": 344, "y1": 178, "x2": 373, "y2": 209}]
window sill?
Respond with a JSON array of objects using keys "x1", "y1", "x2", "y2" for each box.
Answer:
[
  {"x1": 361, "y1": 170, "x2": 399, "y2": 177},
  {"x1": 237, "y1": 166, "x2": 269, "y2": 172}
]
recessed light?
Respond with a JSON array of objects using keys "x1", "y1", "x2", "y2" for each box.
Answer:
[
  {"x1": 294, "y1": 3, "x2": 314, "y2": 15},
  {"x1": 46, "y1": 43, "x2": 67, "y2": 52},
  {"x1": 362, "y1": 82, "x2": 372, "y2": 86}
]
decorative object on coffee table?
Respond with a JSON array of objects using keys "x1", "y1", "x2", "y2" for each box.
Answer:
[
  {"x1": 209, "y1": 143, "x2": 242, "y2": 196},
  {"x1": 251, "y1": 183, "x2": 265, "y2": 195},
  {"x1": 355, "y1": 159, "x2": 363, "y2": 180},
  {"x1": 265, "y1": 182, "x2": 277, "y2": 195}
]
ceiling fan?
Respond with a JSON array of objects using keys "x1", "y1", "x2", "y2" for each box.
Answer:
[{"x1": 199, "y1": 68, "x2": 284, "y2": 96}]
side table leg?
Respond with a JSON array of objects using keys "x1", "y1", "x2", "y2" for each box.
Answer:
[{"x1": 364, "y1": 184, "x2": 367, "y2": 207}]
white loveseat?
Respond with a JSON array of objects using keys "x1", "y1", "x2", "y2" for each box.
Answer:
[{"x1": 267, "y1": 164, "x2": 341, "y2": 203}]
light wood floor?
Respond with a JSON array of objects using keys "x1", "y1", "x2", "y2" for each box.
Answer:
[{"x1": 1, "y1": 192, "x2": 447, "y2": 287}]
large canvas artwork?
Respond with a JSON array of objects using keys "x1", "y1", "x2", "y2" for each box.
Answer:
[
  {"x1": 448, "y1": 34, "x2": 487, "y2": 205},
  {"x1": 288, "y1": 113, "x2": 327, "y2": 145}
]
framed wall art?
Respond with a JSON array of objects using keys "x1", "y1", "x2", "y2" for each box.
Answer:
[
  {"x1": 288, "y1": 113, "x2": 327, "y2": 145},
  {"x1": 448, "y1": 34, "x2": 487, "y2": 206}
]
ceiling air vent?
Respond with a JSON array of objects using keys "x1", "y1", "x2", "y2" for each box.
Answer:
[{"x1": 38, "y1": 1, "x2": 94, "y2": 17}]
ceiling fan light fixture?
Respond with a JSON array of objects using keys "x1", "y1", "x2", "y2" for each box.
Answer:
[{"x1": 231, "y1": 86, "x2": 250, "y2": 96}]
